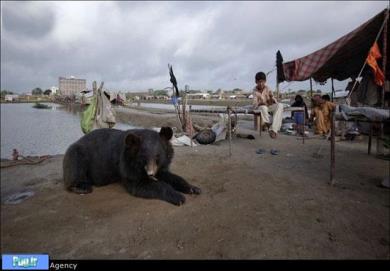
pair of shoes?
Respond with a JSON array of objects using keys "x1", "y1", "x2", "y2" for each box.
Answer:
[
  {"x1": 256, "y1": 148, "x2": 280, "y2": 155},
  {"x1": 269, "y1": 130, "x2": 277, "y2": 139}
]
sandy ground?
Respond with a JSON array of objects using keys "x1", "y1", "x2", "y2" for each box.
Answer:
[{"x1": 1, "y1": 108, "x2": 389, "y2": 259}]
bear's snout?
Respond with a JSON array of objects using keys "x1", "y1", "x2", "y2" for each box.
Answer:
[{"x1": 145, "y1": 159, "x2": 158, "y2": 177}]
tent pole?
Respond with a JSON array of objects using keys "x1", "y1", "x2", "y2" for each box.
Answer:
[
  {"x1": 330, "y1": 109, "x2": 336, "y2": 186},
  {"x1": 228, "y1": 106, "x2": 232, "y2": 157},
  {"x1": 330, "y1": 77, "x2": 336, "y2": 185},
  {"x1": 310, "y1": 78, "x2": 313, "y2": 98},
  {"x1": 382, "y1": 8, "x2": 388, "y2": 107},
  {"x1": 377, "y1": 8, "x2": 388, "y2": 155},
  {"x1": 331, "y1": 78, "x2": 335, "y2": 102}
]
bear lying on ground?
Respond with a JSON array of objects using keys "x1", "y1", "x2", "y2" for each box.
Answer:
[{"x1": 63, "y1": 127, "x2": 201, "y2": 205}]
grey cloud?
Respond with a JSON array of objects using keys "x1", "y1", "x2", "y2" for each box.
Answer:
[
  {"x1": 1, "y1": 1, "x2": 388, "y2": 93},
  {"x1": 2, "y1": 1, "x2": 55, "y2": 39}
]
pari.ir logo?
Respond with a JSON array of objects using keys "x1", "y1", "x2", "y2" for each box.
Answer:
[
  {"x1": 13, "y1": 256, "x2": 38, "y2": 268},
  {"x1": 2, "y1": 254, "x2": 49, "y2": 270}
]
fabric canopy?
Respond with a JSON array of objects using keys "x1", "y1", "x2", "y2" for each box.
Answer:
[{"x1": 279, "y1": 8, "x2": 389, "y2": 82}]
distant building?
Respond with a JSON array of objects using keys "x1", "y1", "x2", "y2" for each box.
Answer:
[
  {"x1": 51, "y1": 86, "x2": 59, "y2": 95},
  {"x1": 59, "y1": 76, "x2": 86, "y2": 96},
  {"x1": 187, "y1": 93, "x2": 210, "y2": 99},
  {"x1": 5, "y1": 94, "x2": 19, "y2": 102}
]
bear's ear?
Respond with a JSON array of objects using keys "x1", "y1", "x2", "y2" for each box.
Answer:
[
  {"x1": 159, "y1": 127, "x2": 173, "y2": 141},
  {"x1": 125, "y1": 133, "x2": 141, "y2": 152}
]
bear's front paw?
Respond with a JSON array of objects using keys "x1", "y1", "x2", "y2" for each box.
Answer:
[
  {"x1": 167, "y1": 191, "x2": 186, "y2": 206},
  {"x1": 189, "y1": 186, "x2": 201, "y2": 195}
]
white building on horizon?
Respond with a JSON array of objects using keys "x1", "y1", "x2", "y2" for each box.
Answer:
[{"x1": 51, "y1": 86, "x2": 59, "y2": 95}]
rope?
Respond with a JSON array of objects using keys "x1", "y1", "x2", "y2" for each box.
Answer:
[{"x1": 266, "y1": 66, "x2": 276, "y2": 76}]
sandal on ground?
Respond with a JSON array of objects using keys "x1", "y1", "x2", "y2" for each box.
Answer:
[{"x1": 256, "y1": 148, "x2": 266, "y2": 154}]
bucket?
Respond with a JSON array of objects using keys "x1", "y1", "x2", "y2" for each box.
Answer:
[{"x1": 294, "y1": 112, "x2": 304, "y2": 125}]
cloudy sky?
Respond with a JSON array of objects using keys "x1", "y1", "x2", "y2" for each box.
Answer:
[{"x1": 1, "y1": 1, "x2": 388, "y2": 94}]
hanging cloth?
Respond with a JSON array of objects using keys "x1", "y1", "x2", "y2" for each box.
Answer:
[
  {"x1": 80, "y1": 84, "x2": 116, "y2": 134},
  {"x1": 366, "y1": 41, "x2": 385, "y2": 86},
  {"x1": 93, "y1": 88, "x2": 116, "y2": 130},
  {"x1": 80, "y1": 95, "x2": 97, "y2": 134}
]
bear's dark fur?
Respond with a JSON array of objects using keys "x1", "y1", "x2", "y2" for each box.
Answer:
[{"x1": 63, "y1": 127, "x2": 201, "y2": 205}]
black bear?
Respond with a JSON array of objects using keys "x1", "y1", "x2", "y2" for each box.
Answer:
[{"x1": 63, "y1": 127, "x2": 201, "y2": 205}]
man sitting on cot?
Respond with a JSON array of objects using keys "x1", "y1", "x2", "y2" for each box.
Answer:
[{"x1": 252, "y1": 71, "x2": 284, "y2": 139}]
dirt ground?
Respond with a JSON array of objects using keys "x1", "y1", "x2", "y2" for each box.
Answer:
[{"x1": 1, "y1": 108, "x2": 389, "y2": 259}]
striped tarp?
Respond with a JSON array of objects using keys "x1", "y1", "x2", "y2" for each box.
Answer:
[{"x1": 280, "y1": 8, "x2": 389, "y2": 82}]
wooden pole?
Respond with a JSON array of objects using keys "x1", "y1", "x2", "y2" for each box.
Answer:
[
  {"x1": 330, "y1": 78, "x2": 336, "y2": 185},
  {"x1": 174, "y1": 105, "x2": 181, "y2": 131},
  {"x1": 330, "y1": 109, "x2": 336, "y2": 186},
  {"x1": 382, "y1": 8, "x2": 388, "y2": 108},
  {"x1": 376, "y1": 9, "x2": 388, "y2": 155},
  {"x1": 310, "y1": 78, "x2": 313, "y2": 98},
  {"x1": 368, "y1": 123, "x2": 372, "y2": 155},
  {"x1": 259, "y1": 113, "x2": 262, "y2": 136},
  {"x1": 331, "y1": 78, "x2": 335, "y2": 102},
  {"x1": 228, "y1": 106, "x2": 232, "y2": 157},
  {"x1": 172, "y1": 85, "x2": 183, "y2": 133},
  {"x1": 189, "y1": 105, "x2": 193, "y2": 148},
  {"x1": 182, "y1": 92, "x2": 187, "y2": 131},
  {"x1": 276, "y1": 68, "x2": 280, "y2": 100},
  {"x1": 376, "y1": 123, "x2": 384, "y2": 155},
  {"x1": 303, "y1": 108, "x2": 305, "y2": 144}
]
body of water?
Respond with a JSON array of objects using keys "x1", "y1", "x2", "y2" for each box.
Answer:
[{"x1": 1, "y1": 103, "x2": 137, "y2": 159}]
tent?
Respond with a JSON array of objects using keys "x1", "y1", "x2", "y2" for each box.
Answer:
[
  {"x1": 275, "y1": 8, "x2": 389, "y2": 185},
  {"x1": 277, "y1": 8, "x2": 389, "y2": 83}
]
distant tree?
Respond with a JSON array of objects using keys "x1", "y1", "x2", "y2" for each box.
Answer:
[
  {"x1": 1, "y1": 90, "x2": 14, "y2": 97},
  {"x1": 43, "y1": 89, "x2": 52, "y2": 95},
  {"x1": 153, "y1": 90, "x2": 168, "y2": 96},
  {"x1": 32, "y1": 88, "x2": 43, "y2": 95}
]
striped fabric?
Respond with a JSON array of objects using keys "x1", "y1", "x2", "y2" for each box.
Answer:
[{"x1": 281, "y1": 9, "x2": 389, "y2": 82}]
